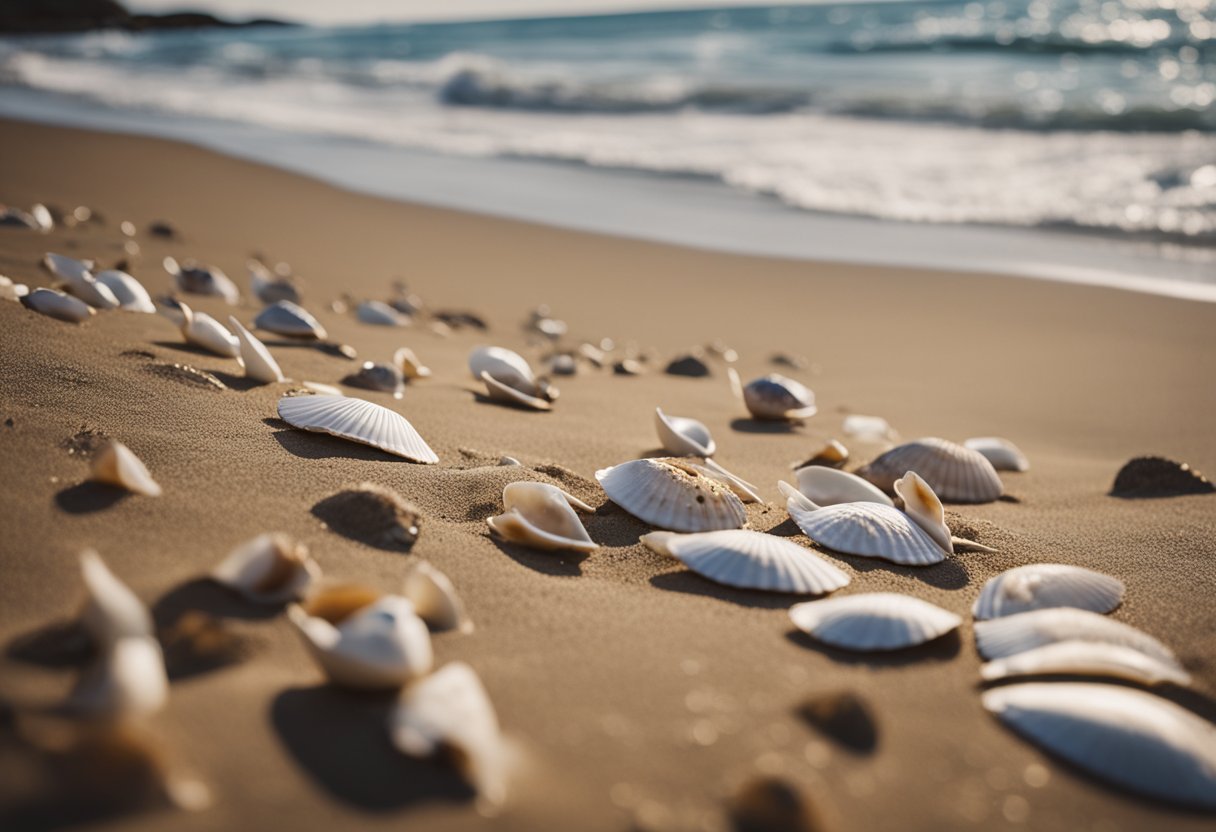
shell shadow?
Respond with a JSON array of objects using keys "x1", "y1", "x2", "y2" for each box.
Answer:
[
  {"x1": 470, "y1": 391, "x2": 552, "y2": 413},
  {"x1": 270, "y1": 428, "x2": 405, "y2": 463},
  {"x1": 271, "y1": 685, "x2": 474, "y2": 811},
  {"x1": 830, "y1": 553, "x2": 970, "y2": 591},
  {"x1": 582, "y1": 504, "x2": 651, "y2": 548},
  {"x1": 263, "y1": 340, "x2": 356, "y2": 360},
  {"x1": 54, "y1": 482, "x2": 128, "y2": 514},
  {"x1": 649, "y1": 571, "x2": 801, "y2": 610},
  {"x1": 5, "y1": 619, "x2": 93, "y2": 668},
  {"x1": 730, "y1": 418, "x2": 801, "y2": 435},
  {"x1": 310, "y1": 491, "x2": 418, "y2": 553},
  {"x1": 152, "y1": 578, "x2": 283, "y2": 625},
  {"x1": 486, "y1": 534, "x2": 587, "y2": 577},
  {"x1": 206, "y1": 370, "x2": 265, "y2": 392},
  {"x1": 151, "y1": 579, "x2": 273, "y2": 680},
  {"x1": 783, "y1": 628, "x2": 962, "y2": 668},
  {"x1": 149, "y1": 340, "x2": 234, "y2": 360}
]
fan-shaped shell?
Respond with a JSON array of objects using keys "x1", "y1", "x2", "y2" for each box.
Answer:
[
  {"x1": 980, "y1": 641, "x2": 1192, "y2": 687},
  {"x1": 973, "y1": 564, "x2": 1125, "y2": 620},
  {"x1": 964, "y1": 437, "x2": 1029, "y2": 472},
  {"x1": 91, "y1": 440, "x2": 162, "y2": 497},
  {"x1": 983, "y1": 683, "x2": 1216, "y2": 810},
  {"x1": 661, "y1": 530, "x2": 850, "y2": 594},
  {"x1": 178, "y1": 302, "x2": 238, "y2": 357},
  {"x1": 858, "y1": 438, "x2": 1003, "y2": 503},
  {"x1": 403, "y1": 561, "x2": 472, "y2": 633},
  {"x1": 789, "y1": 593, "x2": 961, "y2": 651},
  {"x1": 228, "y1": 316, "x2": 286, "y2": 384},
  {"x1": 277, "y1": 395, "x2": 438, "y2": 463},
  {"x1": 488, "y1": 482, "x2": 597, "y2": 552},
  {"x1": 974, "y1": 608, "x2": 1180, "y2": 667},
  {"x1": 69, "y1": 635, "x2": 168, "y2": 719},
  {"x1": 394, "y1": 347, "x2": 431, "y2": 379},
  {"x1": 212, "y1": 533, "x2": 319, "y2": 604},
  {"x1": 357, "y1": 300, "x2": 408, "y2": 326},
  {"x1": 781, "y1": 483, "x2": 945, "y2": 566},
  {"x1": 79, "y1": 550, "x2": 154, "y2": 647},
  {"x1": 742, "y1": 374, "x2": 816, "y2": 421},
  {"x1": 164, "y1": 256, "x2": 239, "y2": 304},
  {"x1": 596, "y1": 458, "x2": 747, "y2": 533},
  {"x1": 793, "y1": 467, "x2": 892, "y2": 507},
  {"x1": 655, "y1": 408, "x2": 715, "y2": 457},
  {"x1": 94, "y1": 270, "x2": 156, "y2": 313},
  {"x1": 23, "y1": 287, "x2": 94, "y2": 322},
  {"x1": 253, "y1": 300, "x2": 327, "y2": 340}
]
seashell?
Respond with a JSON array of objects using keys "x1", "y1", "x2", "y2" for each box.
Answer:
[
  {"x1": 893, "y1": 470, "x2": 953, "y2": 554},
  {"x1": 228, "y1": 316, "x2": 287, "y2": 384},
  {"x1": 356, "y1": 300, "x2": 409, "y2": 326},
  {"x1": 253, "y1": 300, "x2": 327, "y2": 340},
  {"x1": 979, "y1": 641, "x2": 1192, "y2": 687},
  {"x1": 388, "y1": 661, "x2": 507, "y2": 806},
  {"x1": 857, "y1": 437, "x2": 1003, "y2": 503},
  {"x1": 614, "y1": 358, "x2": 645, "y2": 376},
  {"x1": 0, "y1": 274, "x2": 30, "y2": 301},
  {"x1": 22, "y1": 287, "x2": 94, "y2": 322},
  {"x1": 789, "y1": 593, "x2": 961, "y2": 652},
  {"x1": 665, "y1": 354, "x2": 710, "y2": 377},
  {"x1": 277, "y1": 395, "x2": 438, "y2": 463},
  {"x1": 795, "y1": 439, "x2": 849, "y2": 470},
  {"x1": 654, "y1": 529, "x2": 850, "y2": 595},
  {"x1": 639, "y1": 531, "x2": 678, "y2": 557},
  {"x1": 90, "y1": 440, "x2": 162, "y2": 497},
  {"x1": 43, "y1": 253, "x2": 120, "y2": 309},
  {"x1": 69, "y1": 635, "x2": 168, "y2": 719},
  {"x1": 311, "y1": 483, "x2": 422, "y2": 551},
  {"x1": 727, "y1": 777, "x2": 823, "y2": 832},
  {"x1": 654, "y1": 407, "x2": 716, "y2": 457},
  {"x1": 726, "y1": 366, "x2": 743, "y2": 400},
  {"x1": 79, "y1": 550, "x2": 154, "y2": 648},
  {"x1": 983, "y1": 683, "x2": 1216, "y2": 810},
  {"x1": 211, "y1": 533, "x2": 319, "y2": 604},
  {"x1": 344, "y1": 361, "x2": 404, "y2": 398},
  {"x1": 499, "y1": 456, "x2": 522, "y2": 466},
  {"x1": 770, "y1": 352, "x2": 808, "y2": 370},
  {"x1": 1110, "y1": 456, "x2": 1214, "y2": 498},
  {"x1": 547, "y1": 353, "x2": 577, "y2": 376},
  {"x1": 964, "y1": 436, "x2": 1029, "y2": 472},
  {"x1": 972, "y1": 564, "x2": 1125, "y2": 620},
  {"x1": 596, "y1": 458, "x2": 747, "y2": 533},
  {"x1": 94, "y1": 270, "x2": 156, "y2": 313},
  {"x1": 468, "y1": 346, "x2": 536, "y2": 390},
  {"x1": 488, "y1": 481, "x2": 597, "y2": 553},
  {"x1": 842, "y1": 414, "x2": 896, "y2": 443},
  {"x1": 31, "y1": 203, "x2": 54, "y2": 231},
  {"x1": 301, "y1": 381, "x2": 342, "y2": 396},
  {"x1": 578, "y1": 342, "x2": 607, "y2": 368},
  {"x1": 434, "y1": 309, "x2": 487, "y2": 330},
  {"x1": 973, "y1": 608, "x2": 1180, "y2": 667},
  {"x1": 394, "y1": 346, "x2": 431, "y2": 379},
  {"x1": 404, "y1": 561, "x2": 472, "y2": 633},
  {"x1": 288, "y1": 591, "x2": 433, "y2": 690},
  {"x1": 797, "y1": 691, "x2": 878, "y2": 752},
  {"x1": 743, "y1": 374, "x2": 816, "y2": 421},
  {"x1": 248, "y1": 259, "x2": 301, "y2": 304},
  {"x1": 177, "y1": 302, "x2": 238, "y2": 358},
  {"x1": 0, "y1": 205, "x2": 41, "y2": 229},
  {"x1": 792, "y1": 466, "x2": 892, "y2": 507},
  {"x1": 481, "y1": 371, "x2": 551, "y2": 411},
  {"x1": 163, "y1": 256, "x2": 239, "y2": 304}
]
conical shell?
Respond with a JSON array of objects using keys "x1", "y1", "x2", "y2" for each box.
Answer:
[
  {"x1": 964, "y1": 436, "x2": 1029, "y2": 472},
  {"x1": 404, "y1": 561, "x2": 472, "y2": 633},
  {"x1": 789, "y1": 592, "x2": 961, "y2": 651},
  {"x1": 93, "y1": 270, "x2": 155, "y2": 313},
  {"x1": 178, "y1": 302, "x2": 239, "y2": 358},
  {"x1": 69, "y1": 636, "x2": 168, "y2": 719},
  {"x1": 394, "y1": 347, "x2": 432, "y2": 379},
  {"x1": 164, "y1": 257, "x2": 239, "y2": 304},
  {"x1": 596, "y1": 458, "x2": 747, "y2": 533},
  {"x1": 974, "y1": 608, "x2": 1180, "y2": 667},
  {"x1": 212, "y1": 533, "x2": 319, "y2": 604},
  {"x1": 742, "y1": 374, "x2": 816, "y2": 420},
  {"x1": 858, "y1": 438, "x2": 1003, "y2": 503},
  {"x1": 972, "y1": 564, "x2": 1125, "y2": 620},
  {"x1": 91, "y1": 440, "x2": 162, "y2": 497},
  {"x1": 79, "y1": 550, "x2": 154, "y2": 647},
  {"x1": 22, "y1": 287, "x2": 94, "y2": 322},
  {"x1": 253, "y1": 300, "x2": 327, "y2": 339},
  {"x1": 980, "y1": 641, "x2": 1192, "y2": 687},
  {"x1": 356, "y1": 300, "x2": 408, "y2": 326},
  {"x1": 277, "y1": 394, "x2": 438, "y2": 463},
  {"x1": 781, "y1": 483, "x2": 945, "y2": 566},
  {"x1": 662, "y1": 529, "x2": 850, "y2": 594},
  {"x1": 655, "y1": 408, "x2": 715, "y2": 457},
  {"x1": 793, "y1": 466, "x2": 892, "y2": 507},
  {"x1": 983, "y1": 683, "x2": 1216, "y2": 810},
  {"x1": 468, "y1": 346, "x2": 536, "y2": 391},
  {"x1": 487, "y1": 482, "x2": 597, "y2": 552},
  {"x1": 228, "y1": 316, "x2": 286, "y2": 384},
  {"x1": 481, "y1": 371, "x2": 551, "y2": 411},
  {"x1": 893, "y1": 470, "x2": 953, "y2": 554}
]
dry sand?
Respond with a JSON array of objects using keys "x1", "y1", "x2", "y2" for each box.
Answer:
[{"x1": 1, "y1": 117, "x2": 1214, "y2": 831}]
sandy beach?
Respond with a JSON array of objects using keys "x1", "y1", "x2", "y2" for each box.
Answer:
[{"x1": 1, "y1": 116, "x2": 1215, "y2": 831}]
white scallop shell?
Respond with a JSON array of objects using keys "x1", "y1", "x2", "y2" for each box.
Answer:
[
  {"x1": 893, "y1": 470, "x2": 953, "y2": 554},
  {"x1": 655, "y1": 407, "x2": 715, "y2": 457},
  {"x1": 469, "y1": 346, "x2": 536, "y2": 390},
  {"x1": 212, "y1": 533, "x2": 319, "y2": 604},
  {"x1": 253, "y1": 300, "x2": 327, "y2": 340},
  {"x1": 394, "y1": 346, "x2": 432, "y2": 379},
  {"x1": 789, "y1": 593, "x2": 961, "y2": 651},
  {"x1": 487, "y1": 481, "x2": 597, "y2": 552},
  {"x1": 178, "y1": 302, "x2": 239, "y2": 358},
  {"x1": 228, "y1": 316, "x2": 287, "y2": 384},
  {"x1": 91, "y1": 440, "x2": 162, "y2": 497},
  {"x1": 661, "y1": 529, "x2": 850, "y2": 594},
  {"x1": 389, "y1": 662, "x2": 507, "y2": 806},
  {"x1": 277, "y1": 394, "x2": 439, "y2": 463},
  {"x1": 974, "y1": 608, "x2": 1180, "y2": 667},
  {"x1": 356, "y1": 300, "x2": 408, "y2": 326},
  {"x1": 481, "y1": 371, "x2": 551, "y2": 411},
  {"x1": 596, "y1": 458, "x2": 747, "y2": 533},
  {"x1": 164, "y1": 256, "x2": 239, "y2": 304},
  {"x1": 972, "y1": 564, "x2": 1125, "y2": 620},
  {"x1": 980, "y1": 641, "x2": 1192, "y2": 687},
  {"x1": 983, "y1": 683, "x2": 1216, "y2": 810},
  {"x1": 23, "y1": 287, "x2": 94, "y2": 322},
  {"x1": 404, "y1": 561, "x2": 472, "y2": 633},
  {"x1": 43, "y1": 253, "x2": 120, "y2": 309},
  {"x1": 964, "y1": 436, "x2": 1030, "y2": 472},
  {"x1": 858, "y1": 438, "x2": 1003, "y2": 503},
  {"x1": 94, "y1": 270, "x2": 156, "y2": 313},
  {"x1": 288, "y1": 595, "x2": 433, "y2": 690},
  {"x1": 79, "y1": 550, "x2": 154, "y2": 647},
  {"x1": 842, "y1": 414, "x2": 896, "y2": 443},
  {"x1": 742, "y1": 374, "x2": 816, "y2": 420},
  {"x1": 793, "y1": 466, "x2": 893, "y2": 507},
  {"x1": 69, "y1": 635, "x2": 168, "y2": 719}
]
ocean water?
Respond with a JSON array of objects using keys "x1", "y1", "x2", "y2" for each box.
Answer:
[{"x1": 1, "y1": 0, "x2": 1214, "y2": 295}]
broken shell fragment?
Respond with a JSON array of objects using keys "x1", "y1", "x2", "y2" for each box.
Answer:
[
  {"x1": 68, "y1": 635, "x2": 168, "y2": 719},
  {"x1": 403, "y1": 561, "x2": 472, "y2": 633},
  {"x1": 743, "y1": 374, "x2": 816, "y2": 421},
  {"x1": 394, "y1": 347, "x2": 432, "y2": 380},
  {"x1": 253, "y1": 300, "x2": 327, "y2": 340},
  {"x1": 228, "y1": 316, "x2": 287, "y2": 384},
  {"x1": 964, "y1": 437, "x2": 1030, "y2": 472},
  {"x1": 79, "y1": 550, "x2": 154, "y2": 648},
  {"x1": 979, "y1": 641, "x2": 1192, "y2": 687},
  {"x1": 893, "y1": 470, "x2": 953, "y2": 554},
  {"x1": 90, "y1": 440, "x2": 162, "y2": 497},
  {"x1": 654, "y1": 407, "x2": 716, "y2": 457},
  {"x1": 596, "y1": 458, "x2": 747, "y2": 533},
  {"x1": 972, "y1": 564, "x2": 1125, "y2": 620},
  {"x1": 22, "y1": 288, "x2": 94, "y2": 323},
  {"x1": 481, "y1": 371, "x2": 552, "y2": 411},
  {"x1": 653, "y1": 529, "x2": 850, "y2": 595},
  {"x1": 488, "y1": 481, "x2": 597, "y2": 553},
  {"x1": 789, "y1": 593, "x2": 961, "y2": 652},
  {"x1": 211, "y1": 533, "x2": 319, "y2": 604},
  {"x1": 277, "y1": 395, "x2": 438, "y2": 463}
]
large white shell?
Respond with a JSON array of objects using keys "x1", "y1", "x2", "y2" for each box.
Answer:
[
  {"x1": 964, "y1": 436, "x2": 1030, "y2": 472},
  {"x1": 277, "y1": 395, "x2": 438, "y2": 463},
  {"x1": 357, "y1": 300, "x2": 408, "y2": 326},
  {"x1": 793, "y1": 466, "x2": 893, "y2": 507},
  {"x1": 469, "y1": 346, "x2": 535, "y2": 390},
  {"x1": 90, "y1": 440, "x2": 162, "y2": 497},
  {"x1": 980, "y1": 641, "x2": 1192, "y2": 687},
  {"x1": 596, "y1": 458, "x2": 747, "y2": 533},
  {"x1": 178, "y1": 302, "x2": 239, "y2": 358},
  {"x1": 983, "y1": 683, "x2": 1216, "y2": 810},
  {"x1": 858, "y1": 438, "x2": 1003, "y2": 503},
  {"x1": 228, "y1": 316, "x2": 287, "y2": 384},
  {"x1": 487, "y1": 482, "x2": 597, "y2": 552},
  {"x1": 253, "y1": 300, "x2": 327, "y2": 340},
  {"x1": 164, "y1": 256, "x2": 239, "y2": 304},
  {"x1": 972, "y1": 564, "x2": 1125, "y2": 620},
  {"x1": 79, "y1": 550, "x2": 154, "y2": 647},
  {"x1": 69, "y1": 636, "x2": 168, "y2": 719},
  {"x1": 655, "y1": 408, "x2": 715, "y2": 457},
  {"x1": 389, "y1": 662, "x2": 507, "y2": 806},
  {"x1": 212, "y1": 533, "x2": 319, "y2": 604},
  {"x1": 43, "y1": 253, "x2": 119, "y2": 309},
  {"x1": 789, "y1": 592, "x2": 961, "y2": 651},
  {"x1": 94, "y1": 270, "x2": 156, "y2": 313},
  {"x1": 23, "y1": 287, "x2": 94, "y2": 322},
  {"x1": 659, "y1": 529, "x2": 850, "y2": 594},
  {"x1": 404, "y1": 561, "x2": 472, "y2": 633},
  {"x1": 288, "y1": 594, "x2": 433, "y2": 690},
  {"x1": 742, "y1": 374, "x2": 816, "y2": 421},
  {"x1": 974, "y1": 608, "x2": 1180, "y2": 667}
]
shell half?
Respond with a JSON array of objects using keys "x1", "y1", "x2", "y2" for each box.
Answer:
[
  {"x1": 22, "y1": 288, "x2": 94, "y2": 323},
  {"x1": 481, "y1": 371, "x2": 551, "y2": 411},
  {"x1": 793, "y1": 466, "x2": 892, "y2": 507},
  {"x1": 253, "y1": 300, "x2": 327, "y2": 340},
  {"x1": 973, "y1": 608, "x2": 1180, "y2": 667},
  {"x1": 662, "y1": 529, "x2": 850, "y2": 594},
  {"x1": 742, "y1": 374, "x2": 816, "y2": 420},
  {"x1": 487, "y1": 482, "x2": 597, "y2": 552},
  {"x1": 178, "y1": 302, "x2": 239, "y2": 358},
  {"x1": 596, "y1": 458, "x2": 747, "y2": 533},
  {"x1": 655, "y1": 408, "x2": 715, "y2": 457},
  {"x1": 404, "y1": 561, "x2": 472, "y2": 633},
  {"x1": 94, "y1": 270, "x2": 156, "y2": 313},
  {"x1": 964, "y1": 436, "x2": 1030, "y2": 472},
  {"x1": 165, "y1": 257, "x2": 239, "y2": 304},
  {"x1": 212, "y1": 533, "x2": 319, "y2": 604},
  {"x1": 356, "y1": 300, "x2": 408, "y2": 326},
  {"x1": 980, "y1": 641, "x2": 1192, "y2": 687},
  {"x1": 789, "y1": 592, "x2": 961, "y2": 652},
  {"x1": 394, "y1": 347, "x2": 432, "y2": 379},
  {"x1": 44, "y1": 253, "x2": 119, "y2": 309},
  {"x1": 90, "y1": 440, "x2": 162, "y2": 497},
  {"x1": 972, "y1": 563, "x2": 1125, "y2": 620},
  {"x1": 229, "y1": 316, "x2": 286, "y2": 384},
  {"x1": 277, "y1": 395, "x2": 438, "y2": 463},
  {"x1": 858, "y1": 438, "x2": 1003, "y2": 503}
]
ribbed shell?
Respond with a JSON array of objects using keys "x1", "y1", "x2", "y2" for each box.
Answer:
[
  {"x1": 983, "y1": 683, "x2": 1216, "y2": 810},
  {"x1": 655, "y1": 407, "x2": 715, "y2": 457},
  {"x1": 785, "y1": 497, "x2": 945, "y2": 566},
  {"x1": 789, "y1": 593, "x2": 961, "y2": 651},
  {"x1": 95, "y1": 270, "x2": 156, "y2": 313},
  {"x1": 974, "y1": 608, "x2": 1180, "y2": 667},
  {"x1": 972, "y1": 564, "x2": 1125, "y2": 620},
  {"x1": 980, "y1": 641, "x2": 1192, "y2": 687},
  {"x1": 794, "y1": 466, "x2": 893, "y2": 507},
  {"x1": 858, "y1": 437, "x2": 1003, "y2": 503},
  {"x1": 277, "y1": 395, "x2": 438, "y2": 463},
  {"x1": 596, "y1": 458, "x2": 747, "y2": 532},
  {"x1": 742, "y1": 374, "x2": 817, "y2": 420},
  {"x1": 665, "y1": 530, "x2": 850, "y2": 594},
  {"x1": 253, "y1": 300, "x2": 327, "y2": 339},
  {"x1": 23, "y1": 287, "x2": 93, "y2": 322},
  {"x1": 964, "y1": 436, "x2": 1030, "y2": 472}
]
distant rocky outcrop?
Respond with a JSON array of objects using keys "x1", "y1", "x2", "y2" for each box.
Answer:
[{"x1": 0, "y1": 0, "x2": 292, "y2": 35}]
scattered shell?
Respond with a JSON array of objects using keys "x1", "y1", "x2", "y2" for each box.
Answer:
[
  {"x1": 178, "y1": 302, "x2": 239, "y2": 358},
  {"x1": 726, "y1": 365, "x2": 744, "y2": 400},
  {"x1": 857, "y1": 437, "x2": 1003, "y2": 503},
  {"x1": 43, "y1": 253, "x2": 120, "y2": 309},
  {"x1": 90, "y1": 440, "x2": 162, "y2": 497},
  {"x1": 394, "y1": 347, "x2": 432, "y2": 380},
  {"x1": 163, "y1": 257, "x2": 239, "y2": 304},
  {"x1": 301, "y1": 381, "x2": 342, "y2": 396},
  {"x1": 277, "y1": 395, "x2": 439, "y2": 463},
  {"x1": 404, "y1": 562, "x2": 472, "y2": 633},
  {"x1": 227, "y1": 316, "x2": 287, "y2": 383},
  {"x1": 1110, "y1": 456, "x2": 1214, "y2": 498},
  {"x1": 972, "y1": 564, "x2": 1125, "y2": 620},
  {"x1": 743, "y1": 374, "x2": 817, "y2": 421},
  {"x1": 596, "y1": 458, "x2": 747, "y2": 533},
  {"x1": 727, "y1": 777, "x2": 824, "y2": 832},
  {"x1": 798, "y1": 691, "x2": 878, "y2": 752},
  {"x1": 548, "y1": 354, "x2": 577, "y2": 376},
  {"x1": 481, "y1": 371, "x2": 551, "y2": 411},
  {"x1": 983, "y1": 683, "x2": 1216, "y2": 810},
  {"x1": 795, "y1": 439, "x2": 849, "y2": 470},
  {"x1": 841, "y1": 414, "x2": 896, "y2": 443},
  {"x1": 469, "y1": 345, "x2": 535, "y2": 389},
  {"x1": 311, "y1": 483, "x2": 423, "y2": 551},
  {"x1": 22, "y1": 287, "x2": 94, "y2": 323},
  {"x1": 248, "y1": 259, "x2": 301, "y2": 304},
  {"x1": 0, "y1": 205, "x2": 44, "y2": 230},
  {"x1": 974, "y1": 608, "x2": 1180, "y2": 667},
  {"x1": 651, "y1": 529, "x2": 850, "y2": 595},
  {"x1": 499, "y1": 456, "x2": 522, "y2": 466},
  {"x1": 434, "y1": 309, "x2": 487, "y2": 330},
  {"x1": 253, "y1": 300, "x2": 327, "y2": 340},
  {"x1": 613, "y1": 358, "x2": 645, "y2": 376},
  {"x1": 964, "y1": 437, "x2": 1030, "y2": 472},
  {"x1": 789, "y1": 593, "x2": 961, "y2": 651},
  {"x1": 980, "y1": 641, "x2": 1192, "y2": 687},
  {"x1": 578, "y1": 342, "x2": 607, "y2": 367},
  {"x1": 94, "y1": 270, "x2": 156, "y2": 313},
  {"x1": 211, "y1": 533, "x2": 319, "y2": 604},
  {"x1": 69, "y1": 635, "x2": 168, "y2": 719},
  {"x1": 893, "y1": 470, "x2": 953, "y2": 554},
  {"x1": 79, "y1": 550, "x2": 154, "y2": 648},
  {"x1": 665, "y1": 354, "x2": 710, "y2": 377},
  {"x1": 488, "y1": 481, "x2": 597, "y2": 553},
  {"x1": 655, "y1": 407, "x2": 716, "y2": 457},
  {"x1": 0, "y1": 274, "x2": 30, "y2": 301},
  {"x1": 356, "y1": 300, "x2": 409, "y2": 326},
  {"x1": 344, "y1": 362, "x2": 405, "y2": 398},
  {"x1": 792, "y1": 466, "x2": 892, "y2": 507}
]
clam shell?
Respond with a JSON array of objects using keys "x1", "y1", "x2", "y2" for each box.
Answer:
[
  {"x1": 212, "y1": 533, "x2": 319, "y2": 604},
  {"x1": 404, "y1": 561, "x2": 472, "y2": 633},
  {"x1": 164, "y1": 256, "x2": 239, "y2": 304},
  {"x1": 69, "y1": 636, "x2": 168, "y2": 719},
  {"x1": 858, "y1": 437, "x2": 1003, "y2": 503},
  {"x1": 94, "y1": 270, "x2": 156, "y2": 313},
  {"x1": 178, "y1": 302, "x2": 239, "y2": 358},
  {"x1": 793, "y1": 466, "x2": 892, "y2": 507},
  {"x1": 469, "y1": 346, "x2": 536, "y2": 390},
  {"x1": 356, "y1": 300, "x2": 408, "y2": 326},
  {"x1": 481, "y1": 371, "x2": 551, "y2": 411},
  {"x1": 742, "y1": 374, "x2": 816, "y2": 421},
  {"x1": 277, "y1": 394, "x2": 438, "y2": 463},
  {"x1": 661, "y1": 529, "x2": 850, "y2": 594},
  {"x1": 253, "y1": 300, "x2": 327, "y2": 340},
  {"x1": 789, "y1": 592, "x2": 961, "y2": 651},
  {"x1": 596, "y1": 458, "x2": 747, "y2": 533},
  {"x1": 394, "y1": 346, "x2": 432, "y2": 379},
  {"x1": 248, "y1": 259, "x2": 301, "y2": 305},
  {"x1": 228, "y1": 316, "x2": 286, "y2": 384},
  {"x1": 44, "y1": 253, "x2": 120, "y2": 309},
  {"x1": 980, "y1": 641, "x2": 1192, "y2": 687},
  {"x1": 22, "y1": 287, "x2": 94, "y2": 322},
  {"x1": 973, "y1": 608, "x2": 1180, "y2": 667},
  {"x1": 79, "y1": 550, "x2": 154, "y2": 647},
  {"x1": 346, "y1": 361, "x2": 405, "y2": 398},
  {"x1": 655, "y1": 408, "x2": 715, "y2": 457},
  {"x1": 964, "y1": 436, "x2": 1029, "y2": 472},
  {"x1": 91, "y1": 440, "x2": 162, "y2": 497},
  {"x1": 972, "y1": 564, "x2": 1125, "y2": 620},
  {"x1": 983, "y1": 683, "x2": 1216, "y2": 810},
  {"x1": 488, "y1": 481, "x2": 597, "y2": 552}
]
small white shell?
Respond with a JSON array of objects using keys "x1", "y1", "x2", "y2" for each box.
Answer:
[
  {"x1": 742, "y1": 374, "x2": 816, "y2": 420},
  {"x1": 965, "y1": 437, "x2": 1030, "y2": 472},
  {"x1": 23, "y1": 287, "x2": 94, "y2": 322},
  {"x1": 0, "y1": 275, "x2": 29, "y2": 301},
  {"x1": 980, "y1": 641, "x2": 1192, "y2": 687},
  {"x1": 974, "y1": 608, "x2": 1180, "y2": 667},
  {"x1": 481, "y1": 371, "x2": 551, "y2": 411},
  {"x1": 983, "y1": 683, "x2": 1216, "y2": 809},
  {"x1": 94, "y1": 270, "x2": 156, "y2": 313},
  {"x1": 31, "y1": 203, "x2": 54, "y2": 231},
  {"x1": 972, "y1": 564, "x2": 1125, "y2": 620},
  {"x1": 793, "y1": 466, "x2": 893, "y2": 507},
  {"x1": 277, "y1": 395, "x2": 439, "y2": 463},
  {"x1": 44, "y1": 253, "x2": 120, "y2": 309},
  {"x1": 842, "y1": 414, "x2": 897, "y2": 443},
  {"x1": 659, "y1": 529, "x2": 850, "y2": 595},
  {"x1": 487, "y1": 482, "x2": 597, "y2": 553},
  {"x1": 356, "y1": 300, "x2": 408, "y2": 326},
  {"x1": 91, "y1": 440, "x2": 162, "y2": 497},
  {"x1": 228, "y1": 316, "x2": 287, "y2": 384},
  {"x1": 403, "y1": 561, "x2": 472, "y2": 633},
  {"x1": 893, "y1": 470, "x2": 953, "y2": 554},
  {"x1": 178, "y1": 302, "x2": 239, "y2": 358},
  {"x1": 596, "y1": 458, "x2": 747, "y2": 533},
  {"x1": 79, "y1": 550, "x2": 154, "y2": 647},
  {"x1": 858, "y1": 438, "x2": 1003, "y2": 503},
  {"x1": 164, "y1": 256, "x2": 240, "y2": 304},
  {"x1": 394, "y1": 347, "x2": 432, "y2": 379},
  {"x1": 655, "y1": 408, "x2": 716, "y2": 457},
  {"x1": 69, "y1": 635, "x2": 168, "y2": 719},
  {"x1": 789, "y1": 592, "x2": 961, "y2": 651},
  {"x1": 41, "y1": 253, "x2": 91, "y2": 283},
  {"x1": 248, "y1": 259, "x2": 301, "y2": 305},
  {"x1": 253, "y1": 300, "x2": 327, "y2": 340},
  {"x1": 212, "y1": 533, "x2": 319, "y2": 604}
]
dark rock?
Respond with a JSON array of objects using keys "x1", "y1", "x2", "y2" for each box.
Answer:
[
  {"x1": 665, "y1": 354, "x2": 710, "y2": 377},
  {"x1": 0, "y1": 0, "x2": 293, "y2": 34},
  {"x1": 797, "y1": 691, "x2": 877, "y2": 752},
  {"x1": 728, "y1": 777, "x2": 825, "y2": 832},
  {"x1": 1110, "y1": 456, "x2": 1214, "y2": 498}
]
